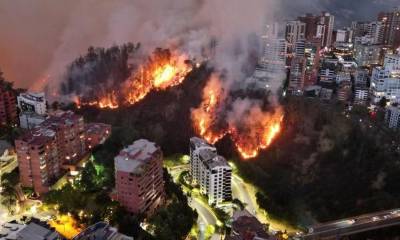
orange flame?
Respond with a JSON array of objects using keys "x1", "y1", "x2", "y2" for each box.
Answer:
[
  {"x1": 192, "y1": 75, "x2": 284, "y2": 160},
  {"x1": 98, "y1": 91, "x2": 119, "y2": 109},
  {"x1": 126, "y1": 53, "x2": 192, "y2": 104}
]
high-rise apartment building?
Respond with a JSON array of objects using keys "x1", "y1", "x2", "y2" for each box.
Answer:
[
  {"x1": 0, "y1": 81, "x2": 18, "y2": 126},
  {"x1": 385, "y1": 106, "x2": 400, "y2": 128},
  {"x1": 298, "y1": 12, "x2": 335, "y2": 47},
  {"x1": 15, "y1": 111, "x2": 86, "y2": 194},
  {"x1": 370, "y1": 54, "x2": 400, "y2": 105},
  {"x1": 379, "y1": 8, "x2": 400, "y2": 49},
  {"x1": 189, "y1": 137, "x2": 217, "y2": 185},
  {"x1": 354, "y1": 43, "x2": 383, "y2": 67},
  {"x1": 16, "y1": 126, "x2": 60, "y2": 194},
  {"x1": 352, "y1": 21, "x2": 384, "y2": 44},
  {"x1": 285, "y1": 20, "x2": 306, "y2": 46},
  {"x1": 288, "y1": 56, "x2": 306, "y2": 94},
  {"x1": 189, "y1": 137, "x2": 231, "y2": 206},
  {"x1": 114, "y1": 139, "x2": 165, "y2": 215}
]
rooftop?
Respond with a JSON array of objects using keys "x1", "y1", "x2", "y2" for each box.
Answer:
[
  {"x1": 18, "y1": 92, "x2": 45, "y2": 102},
  {"x1": 198, "y1": 148, "x2": 218, "y2": 162},
  {"x1": 85, "y1": 123, "x2": 111, "y2": 135},
  {"x1": 190, "y1": 137, "x2": 215, "y2": 149},
  {"x1": 73, "y1": 222, "x2": 132, "y2": 240},
  {"x1": 0, "y1": 221, "x2": 62, "y2": 240},
  {"x1": 204, "y1": 155, "x2": 230, "y2": 169},
  {"x1": 17, "y1": 110, "x2": 82, "y2": 146},
  {"x1": 227, "y1": 210, "x2": 273, "y2": 240},
  {"x1": 114, "y1": 139, "x2": 160, "y2": 174}
]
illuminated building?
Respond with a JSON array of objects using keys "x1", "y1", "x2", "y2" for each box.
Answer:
[
  {"x1": 354, "y1": 43, "x2": 383, "y2": 67},
  {"x1": 354, "y1": 87, "x2": 369, "y2": 105},
  {"x1": 189, "y1": 137, "x2": 217, "y2": 185},
  {"x1": 15, "y1": 111, "x2": 86, "y2": 194},
  {"x1": 190, "y1": 137, "x2": 231, "y2": 206},
  {"x1": 371, "y1": 54, "x2": 400, "y2": 105},
  {"x1": 114, "y1": 139, "x2": 165, "y2": 216}
]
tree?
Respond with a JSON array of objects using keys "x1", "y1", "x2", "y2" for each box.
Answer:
[
  {"x1": 79, "y1": 161, "x2": 97, "y2": 191},
  {"x1": 378, "y1": 97, "x2": 388, "y2": 108}
]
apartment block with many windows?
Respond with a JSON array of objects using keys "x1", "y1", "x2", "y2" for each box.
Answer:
[{"x1": 114, "y1": 139, "x2": 165, "y2": 216}]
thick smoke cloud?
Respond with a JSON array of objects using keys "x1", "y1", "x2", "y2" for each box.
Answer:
[
  {"x1": 0, "y1": 0, "x2": 397, "y2": 90},
  {"x1": 0, "y1": 0, "x2": 273, "y2": 92}
]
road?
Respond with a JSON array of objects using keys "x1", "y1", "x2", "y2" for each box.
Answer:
[
  {"x1": 231, "y1": 175, "x2": 257, "y2": 215},
  {"x1": 189, "y1": 197, "x2": 217, "y2": 226},
  {"x1": 168, "y1": 164, "x2": 222, "y2": 240},
  {"x1": 304, "y1": 208, "x2": 400, "y2": 239},
  {"x1": 0, "y1": 158, "x2": 18, "y2": 177}
]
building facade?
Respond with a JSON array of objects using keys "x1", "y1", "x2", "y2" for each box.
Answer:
[
  {"x1": 371, "y1": 54, "x2": 400, "y2": 105},
  {"x1": 17, "y1": 92, "x2": 46, "y2": 115},
  {"x1": 114, "y1": 139, "x2": 165, "y2": 216},
  {"x1": 17, "y1": 92, "x2": 47, "y2": 129},
  {"x1": 385, "y1": 106, "x2": 400, "y2": 128},
  {"x1": 189, "y1": 137, "x2": 232, "y2": 206},
  {"x1": 16, "y1": 129, "x2": 59, "y2": 194},
  {"x1": 15, "y1": 111, "x2": 86, "y2": 194},
  {"x1": 189, "y1": 137, "x2": 217, "y2": 185},
  {"x1": 285, "y1": 20, "x2": 306, "y2": 46},
  {"x1": 288, "y1": 56, "x2": 306, "y2": 94},
  {"x1": 0, "y1": 81, "x2": 18, "y2": 126}
]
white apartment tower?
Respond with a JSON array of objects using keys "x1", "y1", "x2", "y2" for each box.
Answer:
[
  {"x1": 385, "y1": 106, "x2": 400, "y2": 129},
  {"x1": 371, "y1": 54, "x2": 400, "y2": 105},
  {"x1": 189, "y1": 137, "x2": 217, "y2": 184},
  {"x1": 189, "y1": 137, "x2": 232, "y2": 206}
]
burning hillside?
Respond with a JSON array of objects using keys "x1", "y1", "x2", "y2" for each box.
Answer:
[
  {"x1": 191, "y1": 74, "x2": 284, "y2": 159},
  {"x1": 125, "y1": 49, "x2": 192, "y2": 105},
  {"x1": 71, "y1": 46, "x2": 193, "y2": 109}
]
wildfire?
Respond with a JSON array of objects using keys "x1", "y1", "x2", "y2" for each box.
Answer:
[
  {"x1": 74, "y1": 91, "x2": 119, "y2": 109},
  {"x1": 126, "y1": 50, "x2": 192, "y2": 104},
  {"x1": 98, "y1": 91, "x2": 119, "y2": 109},
  {"x1": 191, "y1": 74, "x2": 227, "y2": 144},
  {"x1": 74, "y1": 49, "x2": 193, "y2": 109},
  {"x1": 191, "y1": 75, "x2": 284, "y2": 160},
  {"x1": 230, "y1": 109, "x2": 283, "y2": 160}
]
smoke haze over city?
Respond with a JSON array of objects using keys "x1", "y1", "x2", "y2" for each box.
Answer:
[{"x1": 0, "y1": 0, "x2": 397, "y2": 90}]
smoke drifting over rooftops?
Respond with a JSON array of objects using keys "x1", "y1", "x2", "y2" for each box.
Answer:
[{"x1": 0, "y1": 0, "x2": 397, "y2": 90}]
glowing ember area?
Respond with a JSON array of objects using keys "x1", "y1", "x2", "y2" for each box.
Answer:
[
  {"x1": 192, "y1": 75, "x2": 284, "y2": 160},
  {"x1": 229, "y1": 107, "x2": 284, "y2": 159},
  {"x1": 126, "y1": 51, "x2": 192, "y2": 104},
  {"x1": 75, "y1": 91, "x2": 119, "y2": 109},
  {"x1": 98, "y1": 91, "x2": 119, "y2": 109}
]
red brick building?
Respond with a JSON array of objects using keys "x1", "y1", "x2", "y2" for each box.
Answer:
[
  {"x1": 114, "y1": 139, "x2": 165, "y2": 216},
  {"x1": 15, "y1": 111, "x2": 86, "y2": 194},
  {"x1": 0, "y1": 81, "x2": 18, "y2": 126}
]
